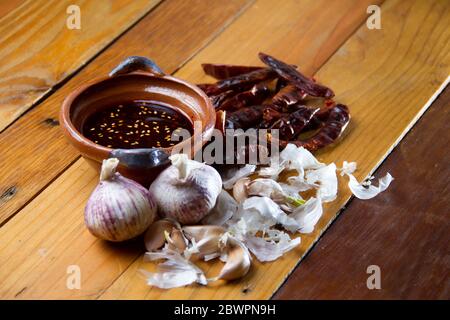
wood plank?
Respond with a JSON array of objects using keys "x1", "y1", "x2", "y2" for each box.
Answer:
[
  {"x1": 0, "y1": 0, "x2": 253, "y2": 226},
  {"x1": 0, "y1": 0, "x2": 379, "y2": 299},
  {"x1": 0, "y1": 0, "x2": 161, "y2": 132},
  {"x1": 101, "y1": 0, "x2": 450, "y2": 299},
  {"x1": 274, "y1": 87, "x2": 450, "y2": 300}
]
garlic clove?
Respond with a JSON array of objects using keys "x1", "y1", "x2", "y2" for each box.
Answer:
[
  {"x1": 182, "y1": 225, "x2": 226, "y2": 242},
  {"x1": 246, "y1": 178, "x2": 304, "y2": 211},
  {"x1": 247, "y1": 178, "x2": 283, "y2": 198},
  {"x1": 217, "y1": 236, "x2": 251, "y2": 281},
  {"x1": 144, "y1": 219, "x2": 177, "y2": 251},
  {"x1": 201, "y1": 190, "x2": 237, "y2": 226},
  {"x1": 232, "y1": 177, "x2": 250, "y2": 203},
  {"x1": 222, "y1": 164, "x2": 256, "y2": 190},
  {"x1": 167, "y1": 228, "x2": 188, "y2": 253},
  {"x1": 189, "y1": 235, "x2": 222, "y2": 261}
]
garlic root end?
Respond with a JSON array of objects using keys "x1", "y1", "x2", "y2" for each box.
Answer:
[{"x1": 100, "y1": 158, "x2": 120, "y2": 181}]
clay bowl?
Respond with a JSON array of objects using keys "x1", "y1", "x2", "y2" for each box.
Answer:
[{"x1": 60, "y1": 56, "x2": 215, "y2": 186}]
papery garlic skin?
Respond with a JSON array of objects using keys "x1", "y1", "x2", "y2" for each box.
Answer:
[
  {"x1": 142, "y1": 246, "x2": 207, "y2": 289},
  {"x1": 85, "y1": 158, "x2": 156, "y2": 242},
  {"x1": 150, "y1": 154, "x2": 222, "y2": 225}
]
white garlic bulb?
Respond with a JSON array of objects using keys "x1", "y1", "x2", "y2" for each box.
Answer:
[
  {"x1": 149, "y1": 154, "x2": 222, "y2": 224},
  {"x1": 85, "y1": 158, "x2": 157, "y2": 241}
]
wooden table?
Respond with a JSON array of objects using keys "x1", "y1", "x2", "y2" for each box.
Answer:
[{"x1": 0, "y1": 0, "x2": 448, "y2": 300}]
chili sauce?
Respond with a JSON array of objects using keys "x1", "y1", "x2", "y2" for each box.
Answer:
[{"x1": 82, "y1": 100, "x2": 193, "y2": 149}]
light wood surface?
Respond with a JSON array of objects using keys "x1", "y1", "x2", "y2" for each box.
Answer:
[
  {"x1": 0, "y1": 0, "x2": 161, "y2": 132},
  {"x1": 0, "y1": 0, "x2": 448, "y2": 300},
  {"x1": 0, "y1": 0, "x2": 252, "y2": 226}
]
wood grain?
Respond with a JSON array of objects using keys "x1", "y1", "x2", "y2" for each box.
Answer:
[
  {"x1": 0, "y1": 0, "x2": 161, "y2": 132},
  {"x1": 0, "y1": 0, "x2": 252, "y2": 226},
  {"x1": 274, "y1": 87, "x2": 450, "y2": 300},
  {"x1": 0, "y1": 0, "x2": 380, "y2": 299},
  {"x1": 0, "y1": 0, "x2": 25, "y2": 19}
]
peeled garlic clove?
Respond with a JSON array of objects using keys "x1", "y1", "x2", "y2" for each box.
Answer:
[
  {"x1": 182, "y1": 225, "x2": 226, "y2": 242},
  {"x1": 246, "y1": 178, "x2": 303, "y2": 210},
  {"x1": 144, "y1": 219, "x2": 177, "y2": 251},
  {"x1": 85, "y1": 158, "x2": 157, "y2": 242},
  {"x1": 232, "y1": 177, "x2": 250, "y2": 203},
  {"x1": 247, "y1": 178, "x2": 283, "y2": 198},
  {"x1": 149, "y1": 154, "x2": 222, "y2": 224},
  {"x1": 217, "y1": 236, "x2": 251, "y2": 281},
  {"x1": 190, "y1": 235, "x2": 222, "y2": 261}
]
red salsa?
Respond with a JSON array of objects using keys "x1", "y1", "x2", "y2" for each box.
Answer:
[{"x1": 82, "y1": 100, "x2": 193, "y2": 149}]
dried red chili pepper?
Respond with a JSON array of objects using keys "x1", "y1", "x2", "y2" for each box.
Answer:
[
  {"x1": 218, "y1": 83, "x2": 271, "y2": 112},
  {"x1": 200, "y1": 68, "x2": 277, "y2": 96},
  {"x1": 259, "y1": 52, "x2": 334, "y2": 98},
  {"x1": 196, "y1": 83, "x2": 218, "y2": 96},
  {"x1": 303, "y1": 99, "x2": 336, "y2": 131},
  {"x1": 275, "y1": 78, "x2": 288, "y2": 92},
  {"x1": 270, "y1": 106, "x2": 319, "y2": 140},
  {"x1": 259, "y1": 106, "x2": 283, "y2": 128},
  {"x1": 272, "y1": 84, "x2": 307, "y2": 109},
  {"x1": 199, "y1": 54, "x2": 350, "y2": 154},
  {"x1": 225, "y1": 105, "x2": 265, "y2": 130},
  {"x1": 202, "y1": 63, "x2": 264, "y2": 80},
  {"x1": 209, "y1": 90, "x2": 236, "y2": 108},
  {"x1": 279, "y1": 104, "x2": 350, "y2": 151}
]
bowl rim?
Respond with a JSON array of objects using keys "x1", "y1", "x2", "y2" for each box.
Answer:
[{"x1": 60, "y1": 71, "x2": 216, "y2": 159}]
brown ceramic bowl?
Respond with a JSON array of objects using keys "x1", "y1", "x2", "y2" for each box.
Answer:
[{"x1": 60, "y1": 56, "x2": 215, "y2": 186}]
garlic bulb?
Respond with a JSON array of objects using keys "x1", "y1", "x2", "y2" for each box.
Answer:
[
  {"x1": 149, "y1": 154, "x2": 222, "y2": 224},
  {"x1": 85, "y1": 158, "x2": 157, "y2": 241}
]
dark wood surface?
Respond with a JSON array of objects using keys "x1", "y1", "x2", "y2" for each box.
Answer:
[{"x1": 274, "y1": 87, "x2": 450, "y2": 300}]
